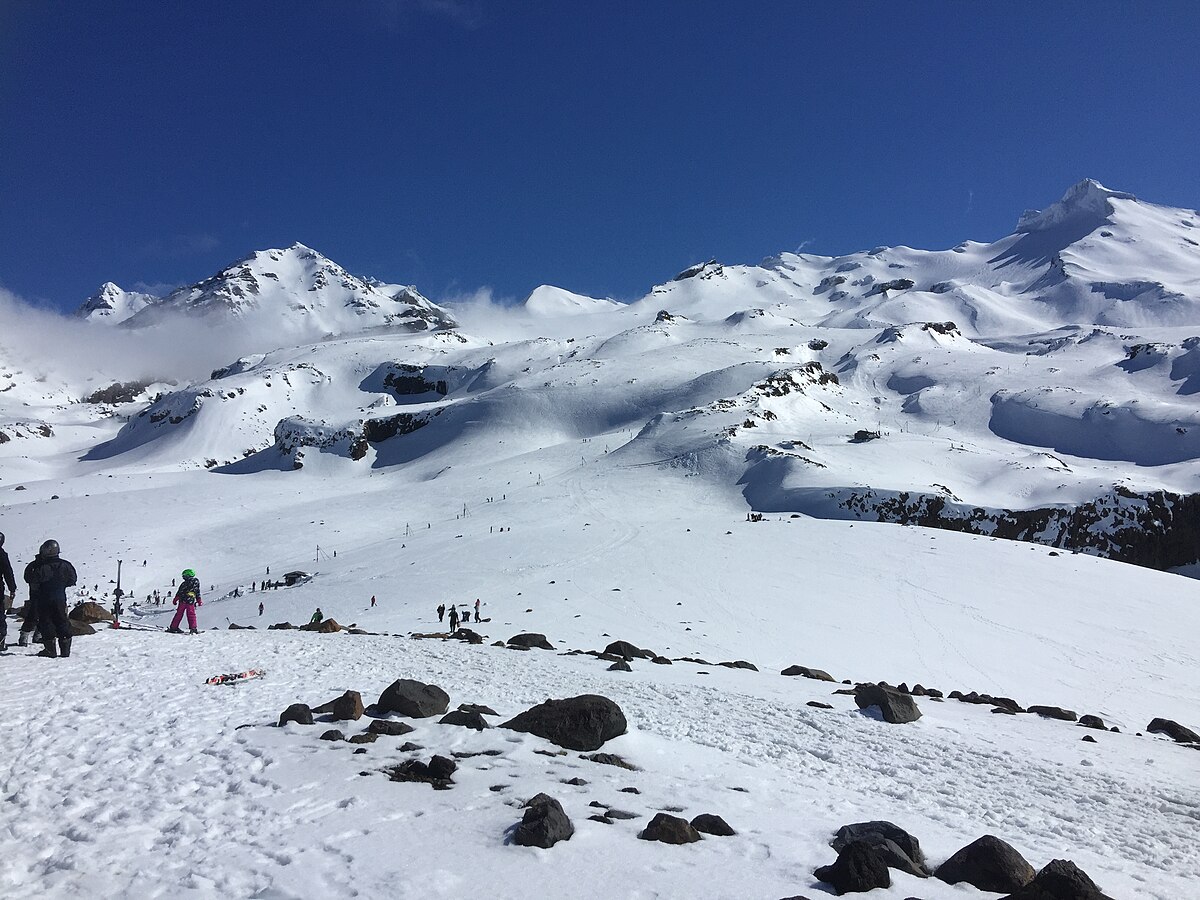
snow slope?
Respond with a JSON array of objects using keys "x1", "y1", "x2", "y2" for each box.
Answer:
[{"x1": 75, "y1": 282, "x2": 158, "y2": 324}]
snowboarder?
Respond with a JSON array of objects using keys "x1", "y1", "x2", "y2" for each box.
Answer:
[
  {"x1": 473, "y1": 598, "x2": 481, "y2": 623},
  {"x1": 310, "y1": 608, "x2": 323, "y2": 625},
  {"x1": 370, "y1": 595, "x2": 376, "y2": 608},
  {"x1": 258, "y1": 601, "x2": 264, "y2": 616},
  {"x1": 437, "y1": 603, "x2": 446, "y2": 622},
  {"x1": 24, "y1": 540, "x2": 77, "y2": 658},
  {"x1": 0, "y1": 532, "x2": 15, "y2": 650},
  {"x1": 448, "y1": 605, "x2": 459, "y2": 633},
  {"x1": 167, "y1": 568, "x2": 203, "y2": 634}
]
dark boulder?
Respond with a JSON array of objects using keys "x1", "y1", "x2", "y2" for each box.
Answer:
[
  {"x1": 513, "y1": 794, "x2": 574, "y2": 848},
  {"x1": 268, "y1": 622, "x2": 295, "y2": 630},
  {"x1": 581, "y1": 752, "x2": 638, "y2": 770},
  {"x1": 320, "y1": 729, "x2": 345, "y2": 741},
  {"x1": 997, "y1": 858, "x2": 1116, "y2": 899},
  {"x1": 299, "y1": 617, "x2": 343, "y2": 633},
  {"x1": 377, "y1": 679, "x2": 450, "y2": 718},
  {"x1": 832, "y1": 821, "x2": 926, "y2": 875},
  {"x1": 936, "y1": 835, "x2": 1036, "y2": 891},
  {"x1": 367, "y1": 718, "x2": 415, "y2": 736},
  {"x1": 814, "y1": 841, "x2": 892, "y2": 894},
  {"x1": 1077, "y1": 715, "x2": 1107, "y2": 730},
  {"x1": 691, "y1": 813, "x2": 735, "y2": 836},
  {"x1": 1147, "y1": 717, "x2": 1200, "y2": 743},
  {"x1": 638, "y1": 813, "x2": 701, "y2": 844},
  {"x1": 807, "y1": 701, "x2": 834, "y2": 709},
  {"x1": 439, "y1": 710, "x2": 490, "y2": 730},
  {"x1": 608, "y1": 660, "x2": 632, "y2": 672},
  {"x1": 69, "y1": 620, "x2": 96, "y2": 637},
  {"x1": 458, "y1": 703, "x2": 498, "y2": 716},
  {"x1": 69, "y1": 601, "x2": 113, "y2": 624},
  {"x1": 604, "y1": 640, "x2": 654, "y2": 659},
  {"x1": 651, "y1": 656, "x2": 673, "y2": 665},
  {"x1": 854, "y1": 684, "x2": 922, "y2": 724},
  {"x1": 278, "y1": 703, "x2": 314, "y2": 726},
  {"x1": 502, "y1": 694, "x2": 627, "y2": 751},
  {"x1": 1029, "y1": 706, "x2": 1078, "y2": 722},
  {"x1": 508, "y1": 633, "x2": 554, "y2": 650},
  {"x1": 781, "y1": 665, "x2": 835, "y2": 681},
  {"x1": 348, "y1": 733, "x2": 377, "y2": 744},
  {"x1": 313, "y1": 690, "x2": 365, "y2": 721},
  {"x1": 455, "y1": 628, "x2": 484, "y2": 644},
  {"x1": 718, "y1": 660, "x2": 758, "y2": 671},
  {"x1": 387, "y1": 755, "x2": 456, "y2": 788}
]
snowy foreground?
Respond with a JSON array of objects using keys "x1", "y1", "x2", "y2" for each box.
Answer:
[{"x1": 2, "y1": 469, "x2": 1199, "y2": 899}]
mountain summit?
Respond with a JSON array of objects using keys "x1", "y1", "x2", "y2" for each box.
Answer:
[{"x1": 76, "y1": 282, "x2": 158, "y2": 324}]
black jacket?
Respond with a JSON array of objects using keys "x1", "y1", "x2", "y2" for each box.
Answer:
[
  {"x1": 173, "y1": 575, "x2": 203, "y2": 605},
  {"x1": 0, "y1": 548, "x2": 14, "y2": 594},
  {"x1": 24, "y1": 556, "x2": 78, "y2": 603}
]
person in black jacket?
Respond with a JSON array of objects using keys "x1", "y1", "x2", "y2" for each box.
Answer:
[
  {"x1": 0, "y1": 532, "x2": 16, "y2": 650},
  {"x1": 24, "y1": 539, "x2": 78, "y2": 658}
]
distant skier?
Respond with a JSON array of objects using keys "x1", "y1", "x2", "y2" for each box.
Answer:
[
  {"x1": 448, "y1": 605, "x2": 459, "y2": 633},
  {"x1": 258, "y1": 601, "x2": 264, "y2": 617},
  {"x1": 473, "y1": 598, "x2": 481, "y2": 623},
  {"x1": 24, "y1": 540, "x2": 77, "y2": 658},
  {"x1": 437, "y1": 603, "x2": 446, "y2": 623},
  {"x1": 370, "y1": 595, "x2": 377, "y2": 608},
  {"x1": 0, "y1": 532, "x2": 15, "y2": 650},
  {"x1": 310, "y1": 608, "x2": 323, "y2": 625},
  {"x1": 167, "y1": 568, "x2": 203, "y2": 634}
]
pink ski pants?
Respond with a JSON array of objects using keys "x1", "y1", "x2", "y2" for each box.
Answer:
[{"x1": 170, "y1": 603, "x2": 198, "y2": 630}]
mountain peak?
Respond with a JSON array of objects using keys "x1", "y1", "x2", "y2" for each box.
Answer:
[{"x1": 1016, "y1": 179, "x2": 1137, "y2": 234}]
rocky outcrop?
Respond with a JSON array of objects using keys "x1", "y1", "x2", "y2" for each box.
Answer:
[
  {"x1": 781, "y1": 665, "x2": 835, "y2": 681},
  {"x1": 814, "y1": 841, "x2": 891, "y2": 894},
  {"x1": 507, "y1": 633, "x2": 554, "y2": 650},
  {"x1": 936, "y1": 835, "x2": 1036, "y2": 891},
  {"x1": 502, "y1": 694, "x2": 627, "y2": 751},
  {"x1": 1147, "y1": 717, "x2": 1199, "y2": 743},
  {"x1": 997, "y1": 858, "x2": 1115, "y2": 899},
  {"x1": 854, "y1": 684, "x2": 922, "y2": 724},
  {"x1": 376, "y1": 679, "x2": 450, "y2": 718}
]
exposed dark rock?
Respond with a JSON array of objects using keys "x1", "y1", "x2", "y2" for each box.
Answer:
[
  {"x1": 278, "y1": 703, "x2": 313, "y2": 726},
  {"x1": 348, "y1": 733, "x2": 377, "y2": 744},
  {"x1": 458, "y1": 703, "x2": 498, "y2": 716},
  {"x1": 588, "y1": 814, "x2": 612, "y2": 824},
  {"x1": 367, "y1": 719, "x2": 415, "y2": 736},
  {"x1": 455, "y1": 628, "x2": 485, "y2": 644},
  {"x1": 691, "y1": 814, "x2": 735, "y2": 836},
  {"x1": 990, "y1": 696, "x2": 1024, "y2": 713},
  {"x1": 439, "y1": 710, "x2": 490, "y2": 730},
  {"x1": 502, "y1": 694, "x2": 627, "y2": 751},
  {"x1": 69, "y1": 620, "x2": 96, "y2": 637},
  {"x1": 513, "y1": 794, "x2": 574, "y2": 848},
  {"x1": 313, "y1": 690, "x2": 364, "y2": 721},
  {"x1": 1077, "y1": 715, "x2": 1107, "y2": 730},
  {"x1": 605, "y1": 808, "x2": 638, "y2": 820},
  {"x1": 377, "y1": 679, "x2": 450, "y2": 718},
  {"x1": 299, "y1": 617, "x2": 343, "y2": 633},
  {"x1": 268, "y1": 622, "x2": 295, "y2": 630},
  {"x1": 1029, "y1": 706, "x2": 1078, "y2": 722},
  {"x1": 320, "y1": 729, "x2": 345, "y2": 741},
  {"x1": 581, "y1": 752, "x2": 638, "y2": 770},
  {"x1": 936, "y1": 835, "x2": 1036, "y2": 891},
  {"x1": 638, "y1": 813, "x2": 701, "y2": 844},
  {"x1": 608, "y1": 660, "x2": 632, "y2": 672},
  {"x1": 807, "y1": 701, "x2": 834, "y2": 709},
  {"x1": 718, "y1": 660, "x2": 758, "y2": 671},
  {"x1": 997, "y1": 858, "x2": 1116, "y2": 899},
  {"x1": 832, "y1": 821, "x2": 926, "y2": 874},
  {"x1": 814, "y1": 841, "x2": 892, "y2": 894},
  {"x1": 651, "y1": 656, "x2": 673, "y2": 665},
  {"x1": 69, "y1": 602, "x2": 113, "y2": 623},
  {"x1": 562, "y1": 777, "x2": 587, "y2": 786},
  {"x1": 854, "y1": 684, "x2": 922, "y2": 724},
  {"x1": 1147, "y1": 717, "x2": 1200, "y2": 743},
  {"x1": 387, "y1": 755, "x2": 457, "y2": 788},
  {"x1": 604, "y1": 640, "x2": 654, "y2": 660},
  {"x1": 508, "y1": 632, "x2": 554, "y2": 650},
  {"x1": 782, "y1": 665, "x2": 835, "y2": 681},
  {"x1": 1081, "y1": 735, "x2": 1097, "y2": 743}
]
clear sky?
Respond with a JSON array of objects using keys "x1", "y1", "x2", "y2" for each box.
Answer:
[{"x1": 2, "y1": 1, "x2": 1198, "y2": 311}]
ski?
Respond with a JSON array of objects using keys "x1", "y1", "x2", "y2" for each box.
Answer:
[{"x1": 205, "y1": 668, "x2": 265, "y2": 686}]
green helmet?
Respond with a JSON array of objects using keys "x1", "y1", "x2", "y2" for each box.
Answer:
[{"x1": 182, "y1": 568, "x2": 196, "y2": 578}]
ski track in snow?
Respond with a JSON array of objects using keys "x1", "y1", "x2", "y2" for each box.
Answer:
[{"x1": 1, "y1": 630, "x2": 1197, "y2": 899}]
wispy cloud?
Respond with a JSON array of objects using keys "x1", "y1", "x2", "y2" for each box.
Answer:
[
  {"x1": 137, "y1": 233, "x2": 220, "y2": 259},
  {"x1": 966, "y1": 189, "x2": 975, "y2": 215}
]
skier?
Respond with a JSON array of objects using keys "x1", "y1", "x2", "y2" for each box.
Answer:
[
  {"x1": 24, "y1": 540, "x2": 77, "y2": 658},
  {"x1": 258, "y1": 601, "x2": 264, "y2": 616},
  {"x1": 0, "y1": 532, "x2": 15, "y2": 650},
  {"x1": 167, "y1": 568, "x2": 203, "y2": 634},
  {"x1": 448, "y1": 605, "x2": 459, "y2": 633},
  {"x1": 473, "y1": 598, "x2": 481, "y2": 623},
  {"x1": 310, "y1": 607, "x2": 323, "y2": 625},
  {"x1": 370, "y1": 595, "x2": 377, "y2": 608},
  {"x1": 437, "y1": 603, "x2": 446, "y2": 623}
]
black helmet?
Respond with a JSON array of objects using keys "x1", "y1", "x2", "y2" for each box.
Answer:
[
  {"x1": 0, "y1": 531, "x2": 5, "y2": 547},
  {"x1": 39, "y1": 539, "x2": 60, "y2": 557}
]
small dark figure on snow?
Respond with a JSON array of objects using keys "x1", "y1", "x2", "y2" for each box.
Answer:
[
  {"x1": 168, "y1": 568, "x2": 203, "y2": 634},
  {"x1": 0, "y1": 532, "x2": 16, "y2": 650},
  {"x1": 370, "y1": 595, "x2": 377, "y2": 608},
  {"x1": 258, "y1": 601, "x2": 264, "y2": 616},
  {"x1": 437, "y1": 603, "x2": 446, "y2": 622},
  {"x1": 310, "y1": 608, "x2": 323, "y2": 625},
  {"x1": 24, "y1": 539, "x2": 78, "y2": 658},
  {"x1": 473, "y1": 598, "x2": 481, "y2": 623},
  {"x1": 448, "y1": 606, "x2": 459, "y2": 633},
  {"x1": 113, "y1": 596, "x2": 123, "y2": 619}
]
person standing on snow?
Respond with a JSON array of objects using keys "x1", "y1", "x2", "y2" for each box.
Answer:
[
  {"x1": 24, "y1": 540, "x2": 77, "y2": 658},
  {"x1": 437, "y1": 603, "x2": 446, "y2": 623},
  {"x1": 310, "y1": 608, "x2": 323, "y2": 625},
  {"x1": 167, "y1": 568, "x2": 203, "y2": 634},
  {"x1": 448, "y1": 605, "x2": 459, "y2": 633},
  {"x1": 473, "y1": 598, "x2": 481, "y2": 623},
  {"x1": 258, "y1": 601, "x2": 264, "y2": 616},
  {"x1": 370, "y1": 595, "x2": 376, "y2": 608},
  {"x1": 0, "y1": 532, "x2": 16, "y2": 650}
]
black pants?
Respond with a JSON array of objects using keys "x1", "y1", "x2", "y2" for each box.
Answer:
[
  {"x1": 19, "y1": 599, "x2": 40, "y2": 634},
  {"x1": 38, "y1": 598, "x2": 71, "y2": 642}
]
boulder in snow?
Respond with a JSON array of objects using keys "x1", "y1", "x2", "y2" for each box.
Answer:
[
  {"x1": 638, "y1": 813, "x2": 701, "y2": 844},
  {"x1": 439, "y1": 710, "x2": 490, "y2": 730},
  {"x1": 69, "y1": 602, "x2": 113, "y2": 623},
  {"x1": 513, "y1": 794, "x2": 574, "y2": 848},
  {"x1": 781, "y1": 664, "x2": 835, "y2": 681},
  {"x1": 935, "y1": 834, "x2": 1036, "y2": 891},
  {"x1": 278, "y1": 703, "x2": 314, "y2": 726},
  {"x1": 1147, "y1": 717, "x2": 1199, "y2": 743},
  {"x1": 313, "y1": 690, "x2": 364, "y2": 721},
  {"x1": 996, "y1": 858, "x2": 1115, "y2": 899},
  {"x1": 691, "y1": 813, "x2": 736, "y2": 836},
  {"x1": 502, "y1": 694, "x2": 627, "y2": 751},
  {"x1": 376, "y1": 679, "x2": 450, "y2": 718},
  {"x1": 814, "y1": 840, "x2": 892, "y2": 894},
  {"x1": 854, "y1": 684, "x2": 923, "y2": 724},
  {"x1": 508, "y1": 632, "x2": 554, "y2": 650}
]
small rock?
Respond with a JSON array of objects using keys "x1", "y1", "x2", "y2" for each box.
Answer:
[
  {"x1": 513, "y1": 795, "x2": 574, "y2": 848},
  {"x1": 1082, "y1": 735, "x2": 1097, "y2": 743},
  {"x1": 854, "y1": 684, "x2": 922, "y2": 724},
  {"x1": 996, "y1": 858, "x2": 1116, "y2": 899},
  {"x1": 439, "y1": 710, "x2": 490, "y2": 730},
  {"x1": 608, "y1": 660, "x2": 632, "y2": 672},
  {"x1": 320, "y1": 729, "x2": 345, "y2": 742},
  {"x1": 562, "y1": 777, "x2": 587, "y2": 786},
  {"x1": 1078, "y1": 715, "x2": 1107, "y2": 730},
  {"x1": 457, "y1": 703, "x2": 499, "y2": 716},
  {"x1": 605, "y1": 809, "x2": 637, "y2": 820},
  {"x1": 814, "y1": 841, "x2": 891, "y2": 894},
  {"x1": 278, "y1": 703, "x2": 314, "y2": 726},
  {"x1": 1029, "y1": 705, "x2": 1078, "y2": 721},
  {"x1": 508, "y1": 632, "x2": 554, "y2": 650},
  {"x1": 376, "y1": 679, "x2": 450, "y2": 718},
  {"x1": 935, "y1": 834, "x2": 1036, "y2": 891},
  {"x1": 781, "y1": 665, "x2": 835, "y2": 681},
  {"x1": 691, "y1": 813, "x2": 735, "y2": 836},
  {"x1": 348, "y1": 733, "x2": 378, "y2": 744},
  {"x1": 313, "y1": 690, "x2": 365, "y2": 721},
  {"x1": 604, "y1": 640, "x2": 654, "y2": 659},
  {"x1": 638, "y1": 812, "x2": 701, "y2": 844},
  {"x1": 367, "y1": 719, "x2": 415, "y2": 736},
  {"x1": 581, "y1": 752, "x2": 638, "y2": 770},
  {"x1": 807, "y1": 701, "x2": 834, "y2": 709}
]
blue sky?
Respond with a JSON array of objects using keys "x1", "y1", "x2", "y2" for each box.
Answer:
[{"x1": 2, "y1": 1, "x2": 1198, "y2": 310}]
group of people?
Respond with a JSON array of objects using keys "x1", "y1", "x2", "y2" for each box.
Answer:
[
  {"x1": 0, "y1": 533, "x2": 79, "y2": 658},
  {"x1": 436, "y1": 599, "x2": 482, "y2": 632}
]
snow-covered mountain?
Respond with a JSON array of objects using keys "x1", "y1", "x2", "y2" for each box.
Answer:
[
  {"x1": 75, "y1": 281, "x2": 158, "y2": 323},
  {"x1": 120, "y1": 242, "x2": 455, "y2": 336},
  {"x1": 3, "y1": 180, "x2": 1200, "y2": 899}
]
